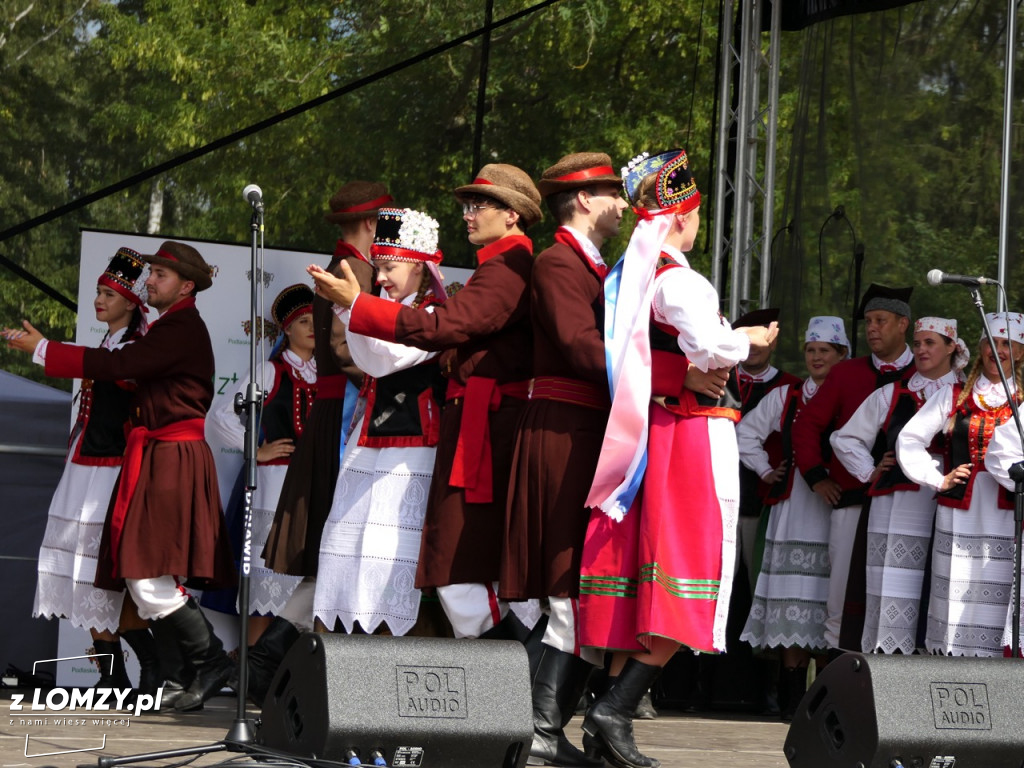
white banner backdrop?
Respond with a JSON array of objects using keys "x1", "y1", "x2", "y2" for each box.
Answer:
[{"x1": 54, "y1": 229, "x2": 472, "y2": 685}]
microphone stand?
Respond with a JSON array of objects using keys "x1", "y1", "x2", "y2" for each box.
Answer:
[
  {"x1": 92, "y1": 201, "x2": 265, "y2": 768},
  {"x1": 224, "y1": 199, "x2": 265, "y2": 741},
  {"x1": 850, "y1": 243, "x2": 864, "y2": 359},
  {"x1": 817, "y1": 206, "x2": 863, "y2": 356},
  {"x1": 968, "y1": 288, "x2": 1024, "y2": 657}
]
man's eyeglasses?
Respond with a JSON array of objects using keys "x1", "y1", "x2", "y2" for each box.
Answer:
[{"x1": 462, "y1": 202, "x2": 500, "y2": 216}]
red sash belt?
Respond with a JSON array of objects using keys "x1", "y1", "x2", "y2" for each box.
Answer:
[
  {"x1": 315, "y1": 374, "x2": 348, "y2": 400},
  {"x1": 657, "y1": 392, "x2": 741, "y2": 423},
  {"x1": 111, "y1": 418, "x2": 206, "y2": 577},
  {"x1": 447, "y1": 377, "x2": 530, "y2": 503},
  {"x1": 531, "y1": 376, "x2": 610, "y2": 411},
  {"x1": 651, "y1": 350, "x2": 740, "y2": 423}
]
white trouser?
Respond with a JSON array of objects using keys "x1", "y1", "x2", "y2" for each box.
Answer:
[
  {"x1": 126, "y1": 576, "x2": 187, "y2": 620},
  {"x1": 437, "y1": 582, "x2": 507, "y2": 638},
  {"x1": 825, "y1": 505, "x2": 863, "y2": 649},
  {"x1": 543, "y1": 596, "x2": 604, "y2": 666},
  {"x1": 278, "y1": 578, "x2": 316, "y2": 632}
]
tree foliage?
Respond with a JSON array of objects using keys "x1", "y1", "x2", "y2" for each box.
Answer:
[{"x1": 1, "y1": 0, "x2": 1022, "y2": 385}]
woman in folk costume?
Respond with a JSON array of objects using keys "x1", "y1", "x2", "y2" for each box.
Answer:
[
  {"x1": 577, "y1": 150, "x2": 777, "y2": 768},
  {"x1": 28, "y1": 247, "x2": 160, "y2": 692},
  {"x1": 897, "y1": 312, "x2": 1024, "y2": 656},
  {"x1": 984, "y1": 394, "x2": 1024, "y2": 651},
  {"x1": 314, "y1": 208, "x2": 447, "y2": 636},
  {"x1": 309, "y1": 165, "x2": 542, "y2": 642},
  {"x1": 205, "y1": 284, "x2": 313, "y2": 700},
  {"x1": 830, "y1": 317, "x2": 966, "y2": 656},
  {"x1": 738, "y1": 316, "x2": 849, "y2": 720}
]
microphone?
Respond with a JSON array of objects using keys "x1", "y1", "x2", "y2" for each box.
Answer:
[
  {"x1": 242, "y1": 183, "x2": 264, "y2": 210},
  {"x1": 926, "y1": 269, "x2": 998, "y2": 287}
]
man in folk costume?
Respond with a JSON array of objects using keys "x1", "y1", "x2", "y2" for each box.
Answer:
[
  {"x1": 577, "y1": 150, "x2": 777, "y2": 768},
  {"x1": 490, "y1": 153, "x2": 625, "y2": 768},
  {"x1": 258, "y1": 181, "x2": 388, "y2": 671},
  {"x1": 8, "y1": 241, "x2": 236, "y2": 712},
  {"x1": 310, "y1": 164, "x2": 541, "y2": 642},
  {"x1": 791, "y1": 283, "x2": 915, "y2": 653}
]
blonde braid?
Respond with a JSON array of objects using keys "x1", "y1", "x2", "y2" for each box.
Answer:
[
  {"x1": 945, "y1": 357, "x2": 983, "y2": 436},
  {"x1": 410, "y1": 269, "x2": 433, "y2": 309},
  {"x1": 1014, "y1": 343, "x2": 1024, "y2": 404}
]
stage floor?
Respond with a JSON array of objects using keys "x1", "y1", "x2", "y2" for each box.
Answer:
[{"x1": 2, "y1": 689, "x2": 790, "y2": 768}]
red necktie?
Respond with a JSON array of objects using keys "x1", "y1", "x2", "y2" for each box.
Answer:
[{"x1": 737, "y1": 373, "x2": 754, "y2": 403}]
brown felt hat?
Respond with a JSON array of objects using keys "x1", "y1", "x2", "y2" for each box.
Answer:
[
  {"x1": 537, "y1": 152, "x2": 621, "y2": 197},
  {"x1": 454, "y1": 164, "x2": 543, "y2": 227},
  {"x1": 324, "y1": 180, "x2": 393, "y2": 224},
  {"x1": 143, "y1": 241, "x2": 214, "y2": 292}
]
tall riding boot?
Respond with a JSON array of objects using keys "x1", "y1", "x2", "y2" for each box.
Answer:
[
  {"x1": 247, "y1": 616, "x2": 301, "y2": 707},
  {"x1": 528, "y1": 646, "x2": 602, "y2": 767},
  {"x1": 120, "y1": 628, "x2": 161, "y2": 698},
  {"x1": 780, "y1": 666, "x2": 807, "y2": 722},
  {"x1": 524, "y1": 614, "x2": 550, "y2": 682},
  {"x1": 151, "y1": 616, "x2": 193, "y2": 709},
  {"x1": 581, "y1": 658, "x2": 663, "y2": 768},
  {"x1": 151, "y1": 598, "x2": 234, "y2": 712},
  {"x1": 92, "y1": 639, "x2": 132, "y2": 689},
  {"x1": 480, "y1": 610, "x2": 532, "y2": 643},
  {"x1": 633, "y1": 690, "x2": 658, "y2": 720}
]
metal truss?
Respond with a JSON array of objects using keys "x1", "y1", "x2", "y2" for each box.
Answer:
[{"x1": 712, "y1": 0, "x2": 781, "y2": 319}]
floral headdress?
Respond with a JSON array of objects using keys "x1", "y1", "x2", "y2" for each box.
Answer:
[{"x1": 370, "y1": 207, "x2": 446, "y2": 302}]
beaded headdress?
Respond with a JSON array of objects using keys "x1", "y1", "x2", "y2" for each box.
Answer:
[
  {"x1": 371, "y1": 208, "x2": 442, "y2": 264},
  {"x1": 620, "y1": 149, "x2": 700, "y2": 215},
  {"x1": 272, "y1": 284, "x2": 314, "y2": 329},
  {"x1": 98, "y1": 247, "x2": 149, "y2": 307}
]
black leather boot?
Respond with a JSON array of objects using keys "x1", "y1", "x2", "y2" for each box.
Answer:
[
  {"x1": 581, "y1": 658, "x2": 662, "y2": 768},
  {"x1": 779, "y1": 666, "x2": 807, "y2": 722},
  {"x1": 151, "y1": 598, "x2": 233, "y2": 712},
  {"x1": 92, "y1": 639, "x2": 132, "y2": 689},
  {"x1": 246, "y1": 616, "x2": 300, "y2": 707},
  {"x1": 120, "y1": 628, "x2": 161, "y2": 698},
  {"x1": 150, "y1": 616, "x2": 193, "y2": 709},
  {"x1": 480, "y1": 611, "x2": 532, "y2": 642},
  {"x1": 528, "y1": 646, "x2": 602, "y2": 767},
  {"x1": 524, "y1": 614, "x2": 550, "y2": 682},
  {"x1": 633, "y1": 690, "x2": 658, "y2": 720}
]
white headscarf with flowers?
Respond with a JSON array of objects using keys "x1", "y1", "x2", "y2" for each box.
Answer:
[{"x1": 916, "y1": 316, "x2": 969, "y2": 371}]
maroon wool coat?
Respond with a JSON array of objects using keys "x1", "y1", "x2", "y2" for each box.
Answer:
[
  {"x1": 792, "y1": 354, "x2": 915, "y2": 508},
  {"x1": 500, "y1": 233, "x2": 609, "y2": 600},
  {"x1": 45, "y1": 298, "x2": 235, "y2": 590},
  {"x1": 347, "y1": 234, "x2": 533, "y2": 588}
]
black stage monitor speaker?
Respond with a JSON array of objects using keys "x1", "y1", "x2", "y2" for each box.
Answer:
[
  {"x1": 256, "y1": 633, "x2": 532, "y2": 768},
  {"x1": 784, "y1": 652, "x2": 1024, "y2": 768}
]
